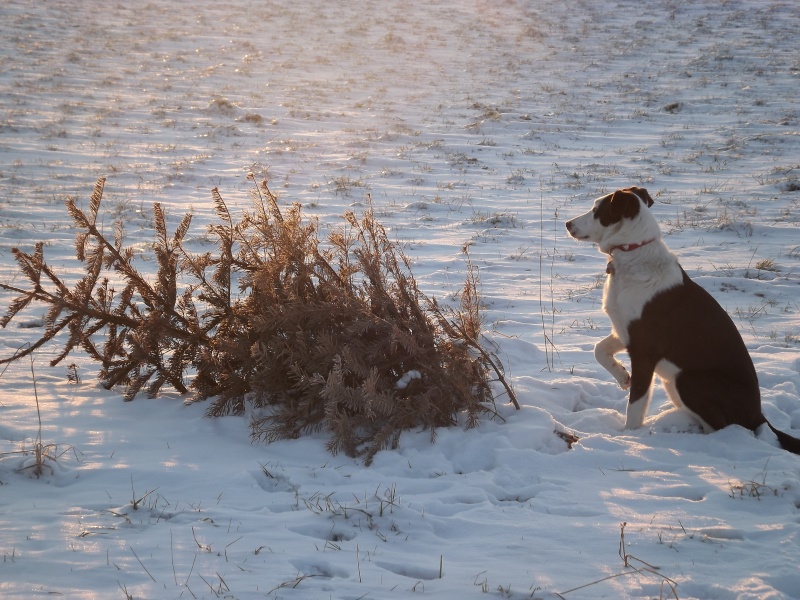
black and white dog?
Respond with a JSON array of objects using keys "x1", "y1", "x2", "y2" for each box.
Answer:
[{"x1": 566, "y1": 186, "x2": 800, "y2": 453}]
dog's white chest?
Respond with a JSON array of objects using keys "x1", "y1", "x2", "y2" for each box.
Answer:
[{"x1": 603, "y1": 255, "x2": 682, "y2": 344}]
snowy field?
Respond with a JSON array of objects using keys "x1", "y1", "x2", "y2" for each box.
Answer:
[{"x1": 2, "y1": 0, "x2": 800, "y2": 598}]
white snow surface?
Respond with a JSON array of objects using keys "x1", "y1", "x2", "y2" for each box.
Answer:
[{"x1": 2, "y1": 1, "x2": 800, "y2": 598}]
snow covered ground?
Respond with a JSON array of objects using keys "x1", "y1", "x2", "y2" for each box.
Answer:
[{"x1": 2, "y1": 0, "x2": 800, "y2": 598}]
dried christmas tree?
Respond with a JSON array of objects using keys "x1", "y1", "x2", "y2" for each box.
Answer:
[{"x1": 0, "y1": 176, "x2": 519, "y2": 463}]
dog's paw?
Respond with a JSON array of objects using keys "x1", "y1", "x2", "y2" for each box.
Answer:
[{"x1": 618, "y1": 373, "x2": 631, "y2": 391}]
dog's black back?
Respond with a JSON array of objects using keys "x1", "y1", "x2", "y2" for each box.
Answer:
[{"x1": 628, "y1": 268, "x2": 764, "y2": 431}]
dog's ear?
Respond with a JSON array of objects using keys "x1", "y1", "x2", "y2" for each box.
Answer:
[
  {"x1": 625, "y1": 186, "x2": 654, "y2": 207},
  {"x1": 596, "y1": 189, "x2": 641, "y2": 225},
  {"x1": 611, "y1": 189, "x2": 642, "y2": 219}
]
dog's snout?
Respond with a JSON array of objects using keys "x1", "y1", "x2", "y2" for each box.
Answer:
[{"x1": 566, "y1": 220, "x2": 575, "y2": 232}]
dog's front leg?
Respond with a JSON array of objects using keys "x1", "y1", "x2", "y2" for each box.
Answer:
[
  {"x1": 625, "y1": 356, "x2": 657, "y2": 429},
  {"x1": 594, "y1": 335, "x2": 631, "y2": 390}
]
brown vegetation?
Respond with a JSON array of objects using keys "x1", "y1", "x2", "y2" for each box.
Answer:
[{"x1": 0, "y1": 176, "x2": 517, "y2": 463}]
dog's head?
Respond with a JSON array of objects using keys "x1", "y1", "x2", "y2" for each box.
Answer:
[{"x1": 565, "y1": 187, "x2": 658, "y2": 254}]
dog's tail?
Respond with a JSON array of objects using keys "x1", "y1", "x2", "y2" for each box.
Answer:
[{"x1": 768, "y1": 422, "x2": 800, "y2": 455}]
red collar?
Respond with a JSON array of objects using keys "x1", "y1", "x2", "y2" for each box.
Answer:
[
  {"x1": 607, "y1": 239, "x2": 655, "y2": 254},
  {"x1": 605, "y1": 239, "x2": 656, "y2": 275}
]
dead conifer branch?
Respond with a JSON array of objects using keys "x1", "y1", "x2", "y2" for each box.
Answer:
[{"x1": 0, "y1": 176, "x2": 525, "y2": 462}]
